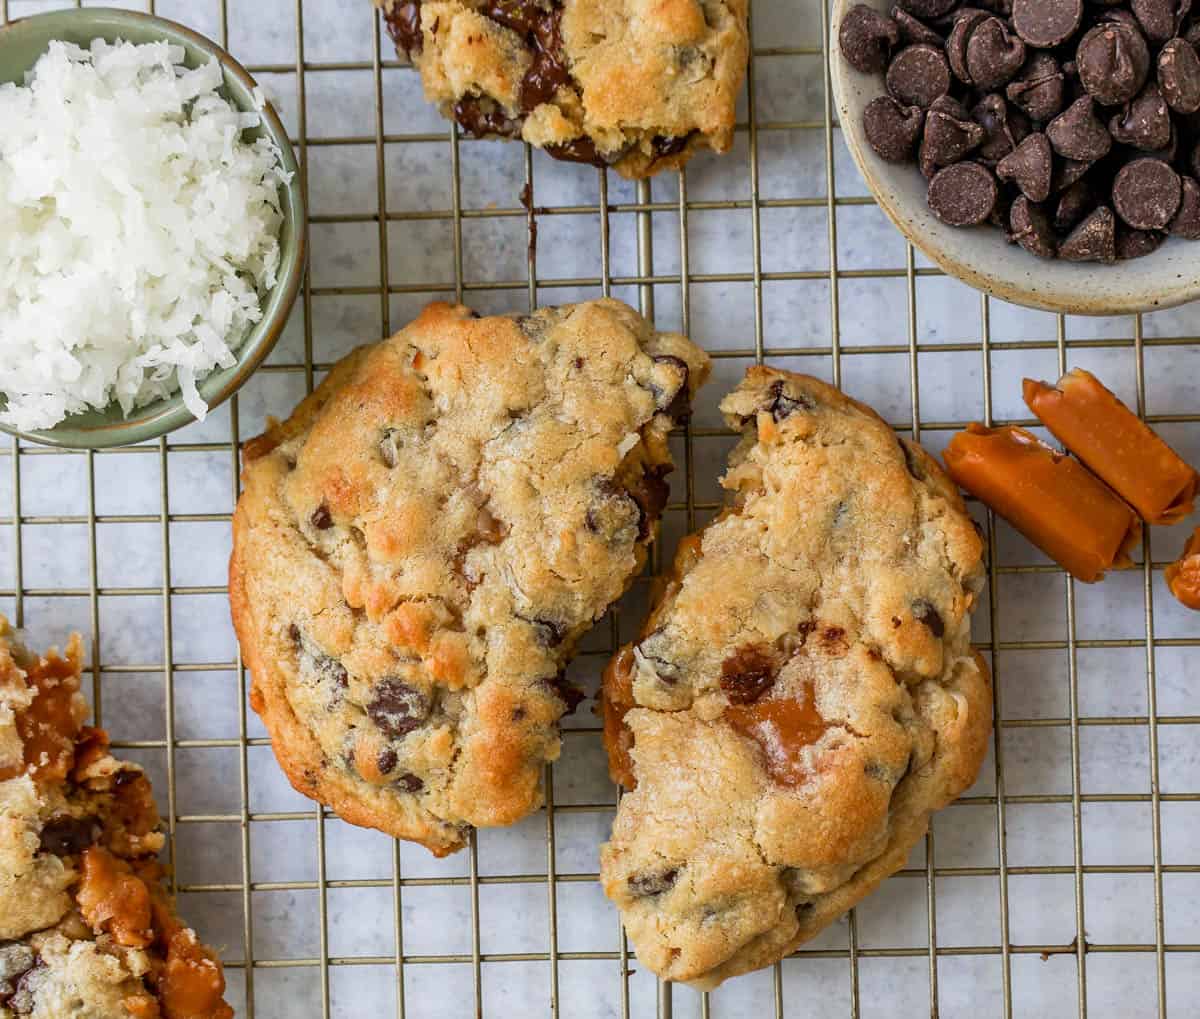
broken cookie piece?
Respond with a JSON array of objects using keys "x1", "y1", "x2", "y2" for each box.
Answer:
[{"x1": 599, "y1": 368, "x2": 990, "y2": 988}]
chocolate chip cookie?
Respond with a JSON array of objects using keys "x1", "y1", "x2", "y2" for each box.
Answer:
[
  {"x1": 230, "y1": 300, "x2": 709, "y2": 855},
  {"x1": 599, "y1": 368, "x2": 991, "y2": 988},
  {"x1": 374, "y1": 0, "x2": 749, "y2": 178},
  {"x1": 0, "y1": 617, "x2": 232, "y2": 1019}
]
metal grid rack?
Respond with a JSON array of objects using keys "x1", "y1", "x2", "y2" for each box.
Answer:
[{"x1": 1, "y1": 0, "x2": 1198, "y2": 1016}]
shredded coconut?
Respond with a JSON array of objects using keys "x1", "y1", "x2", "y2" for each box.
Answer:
[{"x1": 0, "y1": 39, "x2": 290, "y2": 430}]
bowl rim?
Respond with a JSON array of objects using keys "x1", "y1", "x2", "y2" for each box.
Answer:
[
  {"x1": 0, "y1": 6, "x2": 307, "y2": 450},
  {"x1": 828, "y1": 0, "x2": 1200, "y2": 318}
]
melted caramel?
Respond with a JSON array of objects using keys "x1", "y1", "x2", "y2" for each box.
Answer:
[
  {"x1": 0, "y1": 646, "x2": 84, "y2": 783},
  {"x1": 77, "y1": 847, "x2": 153, "y2": 948},
  {"x1": 1167, "y1": 527, "x2": 1200, "y2": 611},
  {"x1": 726, "y1": 686, "x2": 828, "y2": 786},
  {"x1": 601, "y1": 648, "x2": 637, "y2": 789},
  {"x1": 159, "y1": 929, "x2": 234, "y2": 1019}
]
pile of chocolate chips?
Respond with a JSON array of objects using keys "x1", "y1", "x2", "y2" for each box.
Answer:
[{"x1": 840, "y1": 0, "x2": 1200, "y2": 262}]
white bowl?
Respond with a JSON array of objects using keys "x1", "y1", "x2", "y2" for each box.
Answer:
[{"x1": 829, "y1": 0, "x2": 1200, "y2": 316}]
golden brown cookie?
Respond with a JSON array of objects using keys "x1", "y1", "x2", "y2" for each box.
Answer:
[
  {"x1": 600, "y1": 367, "x2": 991, "y2": 988},
  {"x1": 0, "y1": 617, "x2": 232, "y2": 1019},
  {"x1": 375, "y1": 0, "x2": 750, "y2": 178},
  {"x1": 230, "y1": 300, "x2": 710, "y2": 855}
]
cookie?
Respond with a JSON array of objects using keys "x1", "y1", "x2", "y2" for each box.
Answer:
[
  {"x1": 0, "y1": 617, "x2": 232, "y2": 1019},
  {"x1": 374, "y1": 0, "x2": 749, "y2": 179},
  {"x1": 599, "y1": 368, "x2": 991, "y2": 988},
  {"x1": 230, "y1": 300, "x2": 710, "y2": 856}
]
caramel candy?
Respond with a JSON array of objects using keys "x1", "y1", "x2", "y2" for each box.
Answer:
[
  {"x1": 1023, "y1": 369, "x2": 1198, "y2": 525},
  {"x1": 1166, "y1": 527, "x2": 1200, "y2": 610},
  {"x1": 943, "y1": 424, "x2": 1141, "y2": 582}
]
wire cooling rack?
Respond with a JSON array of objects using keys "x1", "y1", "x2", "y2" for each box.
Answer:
[{"x1": 2, "y1": 0, "x2": 1199, "y2": 1016}]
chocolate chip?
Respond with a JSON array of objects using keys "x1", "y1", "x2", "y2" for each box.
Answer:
[
  {"x1": 545, "y1": 136, "x2": 607, "y2": 166},
  {"x1": 891, "y1": 5, "x2": 944, "y2": 46},
  {"x1": 864, "y1": 95, "x2": 925, "y2": 161},
  {"x1": 288, "y1": 623, "x2": 302, "y2": 646},
  {"x1": 1116, "y1": 225, "x2": 1167, "y2": 258},
  {"x1": 887, "y1": 44, "x2": 952, "y2": 108},
  {"x1": 1009, "y1": 195, "x2": 1058, "y2": 257},
  {"x1": 1047, "y1": 97, "x2": 1113, "y2": 162},
  {"x1": 626, "y1": 465, "x2": 671, "y2": 540},
  {"x1": 897, "y1": 0, "x2": 959, "y2": 14},
  {"x1": 305, "y1": 649, "x2": 348, "y2": 691},
  {"x1": 997, "y1": 131, "x2": 1052, "y2": 202},
  {"x1": 1159, "y1": 37, "x2": 1200, "y2": 113},
  {"x1": 1169, "y1": 174, "x2": 1200, "y2": 236},
  {"x1": 311, "y1": 504, "x2": 333, "y2": 530},
  {"x1": 913, "y1": 599, "x2": 946, "y2": 637},
  {"x1": 1110, "y1": 82, "x2": 1173, "y2": 150},
  {"x1": 650, "y1": 354, "x2": 692, "y2": 420},
  {"x1": 921, "y1": 96, "x2": 986, "y2": 174},
  {"x1": 839, "y1": 5, "x2": 901, "y2": 74},
  {"x1": 1076, "y1": 23, "x2": 1150, "y2": 106},
  {"x1": 395, "y1": 772, "x2": 424, "y2": 793},
  {"x1": 1060, "y1": 205, "x2": 1117, "y2": 261},
  {"x1": 1052, "y1": 156, "x2": 1094, "y2": 193},
  {"x1": 628, "y1": 868, "x2": 679, "y2": 898},
  {"x1": 1054, "y1": 178, "x2": 1094, "y2": 230},
  {"x1": 452, "y1": 95, "x2": 523, "y2": 140},
  {"x1": 928, "y1": 161, "x2": 1000, "y2": 225},
  {"x1": 766, "y1": 378, "x2": 815, "y2": 420},
  {"x1": 1005, "y1": 52, "x2": 1065, "y2": 122},
  {"x1": 972, "y1": 94, "x2": 1029, "y2": 165},
  {"x1": 384, "y1": 0, "x2": 423, "y2": 57},
  {"x1": 965, "y1": 16, "x2": 1027, "y2": 89},
  {"x1": 1011, "y1": 0, "x2": 1082, "y2": 47},
  {"x1": 543, "y1": 671, "x2": 585, "y2": 715},
  {"x1": 366, "y1": 678, "x2": 430, "y2": 740},
  {"x1": 38, "y1": 815, "x2": 100, "y2": 856},
  {"x1": 518, "y1": 5, "x2": 570, "y2": 111},
  {"x1": 377, "y1": 747, "x2": 398, "y2": 775},
  {"x1": 947, "y1": 10, "x2": 992, "y2": 84},
  {"x1": 651, "y1": 133, "x2": 695, "y2": 163},
  {"x1": 1114, "y1": 157, "x2": 1182, "y2": 228},
  {"x1": 1132, "y1": 0, "x2": 1191, "y2": 43},
  {"x1": 719, "y1": 645, "x2": 778, "y2": 705}
]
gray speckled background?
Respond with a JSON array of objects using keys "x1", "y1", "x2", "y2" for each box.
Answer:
[{"x1": 1, "y1": 0, "x2": 1199, "y2": 1016}]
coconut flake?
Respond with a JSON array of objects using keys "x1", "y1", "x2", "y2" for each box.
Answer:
[{"x1": 0, "y1": 38, "x2": 288, "y2": 430}]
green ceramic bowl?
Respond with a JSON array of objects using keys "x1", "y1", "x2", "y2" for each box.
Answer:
[{"x1": 0, "y1": 8, "x2": 306, "y2": 449}]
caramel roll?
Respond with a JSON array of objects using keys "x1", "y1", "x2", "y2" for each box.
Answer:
[
  {"x1": 1023, "y1": 370, "x2": 1198, "y2": 525},
  {"x1": 943, "y1": 424, "x2": 1141, "y2": 583},
  {"x1": 1166, "y1": 527, "x2": 1200, "y2": 611}
]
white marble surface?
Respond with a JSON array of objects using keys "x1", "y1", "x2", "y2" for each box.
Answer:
[{"x1": 2, "y1": 0, "x2": 1199, "y2": 1016}]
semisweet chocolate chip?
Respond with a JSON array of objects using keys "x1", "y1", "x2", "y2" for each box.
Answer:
[
  {"x1": 972, "y1": 94, "x2": 1029, "y2": 165},
  {"x1": 1114, "y1": 157, "x2": 1183, "y2": 228},
  {"x1": 650, "y1": 354, "x2": 692, "y2": 420},
  {"x1": 1054, "y1": 178, "x2": 1094, "y2": 230},
  {"x1": 545, "y1": 135, "x2": 607, "y2": 167},
  {"x1": 1005, "y1": 52, "x2": 1065, "y2": 122},
  {"x1": 719, "y1": 645, "x2": 778, "y2": 705},
  {"x1": 1131, "y1": 0, "x2": 1192, "y2": 44},
  {"x1": 897, "y1": 0, "x2": 959, "y2": 15},
  {"x1": 626, "y1": 464, "x2": 672, "y2": 540},
  {"x1": 913, "y1": 599, "x2": 946, "y2": 637},
  {"x1": 887, "y1": 44, "x2": 952, "y2": 108},
  {"x1": 288, "y1": 623, "x2": 302, "y2": 646},
  {"x1": 38, "y1": 815, "x2": 100, "y2": 856},
  {"x1": 1110, "y1": 82, "x2": 1173, "y2": 150},
  {"x1": 311, "y1": 504, "x2": 333, "y2": 530},
  {"x1": 928, "y1": 161, "x2": 1000, "y2": 224},
  {"x1": 947, "y1": 10, "x2": 993, "y2": 85},
  {"x1": 921, "y1": 96, "x2": 986, "y2": 174},
  {"x1": 1116, "y1": 224, "x2": 1167, "y2": 258},
  {"x1": 1158, "y1": 37, "x2": 1200, "y2": 113},
  {"x1": 766, "y1": 378, "x2": 815, "y2": 420},
  {"x1": 1076, "y1": 23, "x2": 1151, "y2": 106},
  {"x1": 1047, "y1": 97, "x2": 1113, "y2": 162},
  {"x1": 384, "y1": 0, "x2": 423, "y2": 57},
  {"x1": 1009, "y1": 195, "x2": 1058, "y2": 257},
  {"x1": 543, "y1": 671, "x2": 585, "y2": 715},
  {"x1": 864, "y1": 95, "x2": 925, "y2": 162},
  {"x1": 395, "y1": 772, "x2": 424, "y2": 793},
  {"x1": 965, "y1": 16, "x2": 1027, "y2": 89},
  {"x1": 997, "y1": 132, "x2": 1053, "y2": 202},
  {"x1": 1169, "y1": 174, "x2": 1200, "y2": 236},
  {"x1": 1011, "y1": 0, "x2": 1082, "y2": 48},
  {"x1": 628, "y1": 868, "x2": 679, "y2": 898},
  {"x1": 891, "y1": 5, "x2": 943, "y2": 46},
  {"x1": 1059, "y1": 205, "x2": 1118, "y2": 261},
  {"x1": 1052, "y1": 156, "x2": 1094, "y2": 193},
  {"x1": 452, "y1": 95, "x2": 523, "y2": 140},
  {"x1": 517, "y1": 4, "x2": 570, "y2": 111},
  {"x1": 376, "y1": 748, "x2": 398, "y2": 776},
  {"x1": 366, "y1": 678, "x2": 430, "y2": 740},
  {"x1": 839, "y1": 5, "x2": 901, "y2": 74}
]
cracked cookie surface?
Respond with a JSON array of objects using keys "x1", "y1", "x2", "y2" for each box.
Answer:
[
  {"x1": 230, "y1": 299, "x2": 710, "y2": 855},
  {"x1": 0, "y1": 617, "x2": 232, "y2": 1019},
  {"x1": 374, "y1": 0, "x2": 749, "y2": 178},
  {"x1": 600, "y1": 367, "x2": 991, "y2": 988}
]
